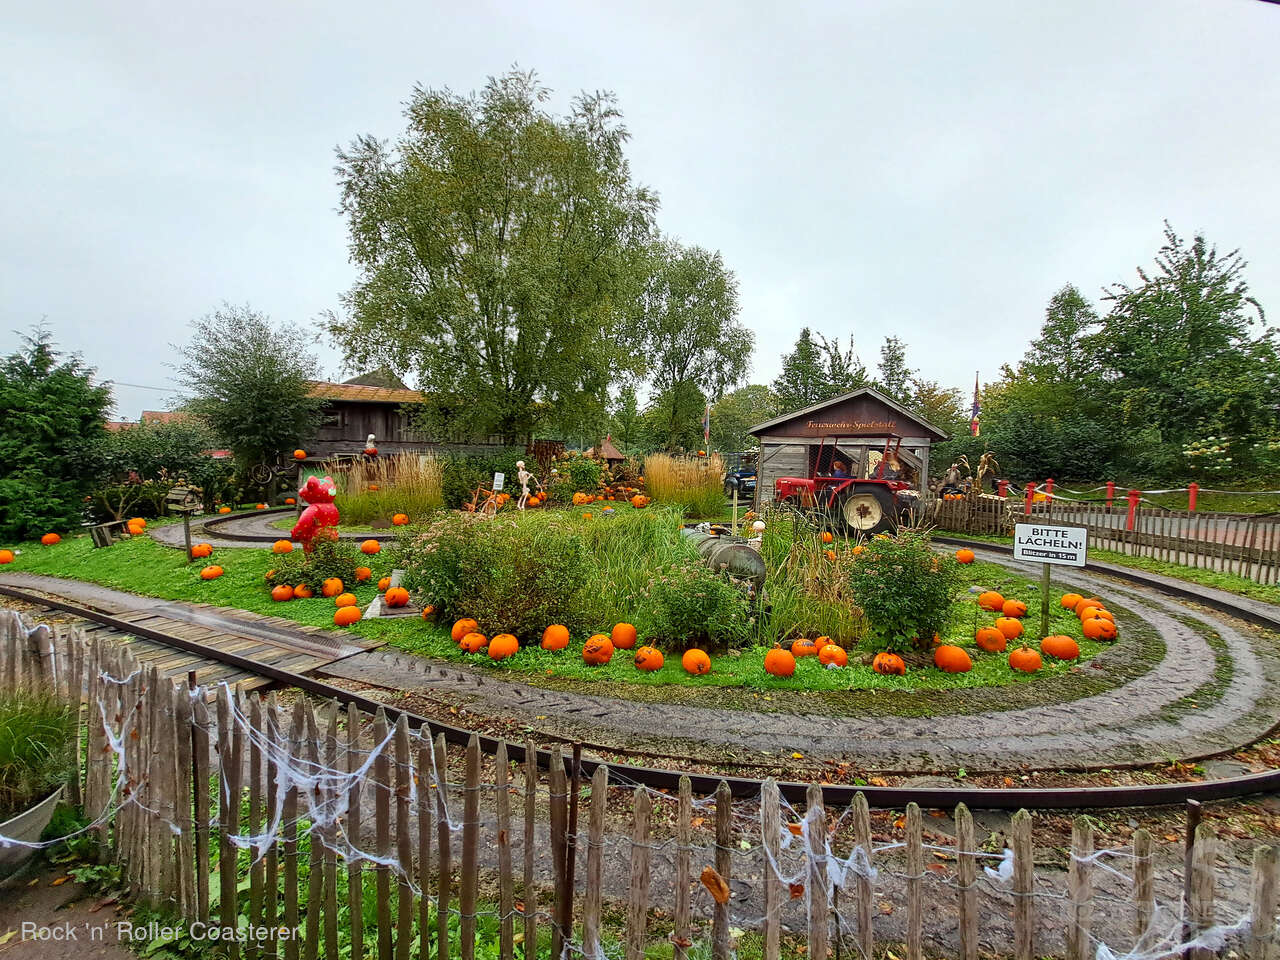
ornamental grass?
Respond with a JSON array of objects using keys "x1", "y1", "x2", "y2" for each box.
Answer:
[
  {"x1": 0, "y1": 691, "x2": 75, "y2": 822},
  {"x1": 643, "y1": 453, "x2": 726, "y2": 518},
  {"x1": 331, "y1": 452, "x2": 444, "y2": 524}
]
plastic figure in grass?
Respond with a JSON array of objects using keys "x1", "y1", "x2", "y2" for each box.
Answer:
[
  {"x1": 291, "y1": 475, "x2": 340, "y2": 552},
  {"x1": 515, "y1": 460, "x2": 541, "y2": 511}
]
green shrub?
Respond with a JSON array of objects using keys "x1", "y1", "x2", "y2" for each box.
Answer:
[
  {"x1": 548, "y1": 454, "x2": 602, "y2": 502},
  {"x1": 400, "y1": 513, "x2": 595, "y2": 640},
  {"x1": 845, "y1": 529, "x2": 962, "y2": 652},
  {"x1": 263, "y1": 535, "x2": 362, "y2": 591},
  {"x1": 0, "y1": 691, "x2": 75, "y2": 821},
  {"x1": 642, "y1": 555, "x2": 750, "y2": 653}
]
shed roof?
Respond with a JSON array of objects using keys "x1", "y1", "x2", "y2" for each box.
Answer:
[
  {"x1": 748, "y1": 386, "x2": 949, "y2": 441},
  {"x1": 307, "y1": 381, "x2": 427, "y2": 405}
]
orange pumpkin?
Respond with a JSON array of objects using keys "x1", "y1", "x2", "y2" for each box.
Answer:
[
  {"x1": 200, "y1": 565, "x2": 223, "y2": 580},
  {"x1": 317, "y1": 578, "x2": 341, "y2": 597},
  {"x1": 954, "y1": 548, "x2": 975, "y2": 564},
  {"x1": 294, "y1": 583, "x2": 314, "y2": 598},
  {"x1": 1009, "y1": 646, "x2": 1042, "y2": 672},
  {"x1": 975, "y1": 626, "x2": 1008, "y2": 653},
  {"x1": 541, "y1": 625, "x2": 570, "y2": 651},
  {"x1": 791, "y1": 638, "x2": 819, "y2": 658},
  {"x1": 1001, "y1": 599, "x2": 1028, "y2": 618},
  {"x1": 489, "y1": 634, "x2": 519, "y2": 661},
  {"x1": 934, "y1": 644, "x2": 972, "y2": 673},
  {"x1": 872, "y1": 652, "x2": 906, "y2": 675},
  {"x1": 995, "y1": 617, "x2": 1024, "y2": 640},
  {"x1": 272, "y1": 539, "x2": 294, "y2": 554},
  {"x1": 129, "y1": 517, "x2": 147, "y2": 529},
  {"x1": 377, "y1": 577, "x2": 392, "y2": 592},
  {"x1": 583, "y1": 635, "x2": 614, "y2": 665},
  {"x1": 611, "y1": 623, "x2": 638, "y2": 650},
  {"x1": 1040, "y1": 635, "x2": 1080, "y2": 660},
  {"x1": 191, "y1": 542, "x2": 213, "y2": 559},
  {"x1": 452, "y1": 618, "x2": 479, "y2": 642},
  {"x1": 285, "y1": 497, "x2": 296, "y2": 505},
  {"x1": 392, "y1": 513, "x2": 409, "y2": 526},
  {"x1": 824, "y1": 549, "x2": 837, "y2": 562},
  {"x1": 681, "y1": 649, "x2": 711, "y2": 675},
  {"x1": 1077, "y1": 604, "x2": 1101, "y2": 623},
  {"x1": 1090, "y1": 608, "x2": 1115, "y2": 623},
  {"x1": 978, "y1": 591, "x2": 1005, "y2": 611},
  {"x1": 293, "y1": 449, "x2": 307, "y2": 460},
  {"x1": 271, "y1": 585, "x2": 294, "y2": 602},
  {"x1": 821, "y1": 531, "x2": 833, "y2": 544},
  {"x1": 384, "y1": 587, "x2": 409, "y2": 608},
  {"x1": 40, "y1": 533, "x2": 61, "y2": 546},
  {"x1": 335, "y1": 593, "x2": 358, "y2": 608},
  {"x1": 1083, "y1": 617, "x2": 1117, "y2": 641},
  {"x1": 368, "y1": 484, "x2": 379, "y2": 491},
  {"x1": 634, "y1": 646, "x2": 664, "y2": 671},
  {"x1": 818, "y1": 643, "x2": 848, "y2": 667},
  {"x1": 334, "y1": 606, "x2": 362, "y2": 627},
  {"x1": 218, "y1": 506, "x2": 232, "y2": 514},
  {"x1": 0, "y1": 549, "x2": 14, "y2": 564},
  {"x1": 355, "y1": 566, "x2": 372, "y2": 582},
  {"x1": 361, "y1": 539, "x2": 381, "y2": 555},
  {"x1": 852, "y1": 544, "x2": 866, "y2": 556},
  {"x1": 1061, "y1": 593, "x2": 1083, "y2": 610},
  {"x1": 459, "y1": 631, "x2": 488, "y2": 653},
  {"x1": 764, "y1": 647, "x2": 796, "y2": 677},
  {"x1": 256, "y1": 503, "x2": 267, "y2": 510},
  {"x1": 421, "y1": 604, "x2": 436, "y2": 620}
]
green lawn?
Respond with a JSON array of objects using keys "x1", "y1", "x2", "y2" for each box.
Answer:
[{"x1": 1, "y1": 531, "x2": 1117, "y2": 694}]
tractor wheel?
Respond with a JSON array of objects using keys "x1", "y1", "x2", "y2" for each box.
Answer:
[{"x1": 838, "y1": 484, "x2": 897, "y2": 536}]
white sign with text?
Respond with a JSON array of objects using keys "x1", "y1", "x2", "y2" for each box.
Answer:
[
  {"x1": 492, "y1": 472, "x2": 505, "y2": 492},
  {"x1": 1013, "y1": 523, "x2": 1087, "y2": 567}
]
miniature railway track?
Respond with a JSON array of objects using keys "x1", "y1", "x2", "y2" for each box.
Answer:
[{"x1": 2, "y1": 580, "x2": 1278, "y2": 809}]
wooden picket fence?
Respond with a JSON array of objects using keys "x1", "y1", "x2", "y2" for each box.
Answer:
[
  {"x1": 929, "y1": 494, "x2": 1280, "y2": 585},
  {"x1": 4, "y1": 609, "x2": 1280, "y2": 959}
]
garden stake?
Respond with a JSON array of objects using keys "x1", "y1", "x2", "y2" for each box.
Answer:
[
  {"x1": 1040, "y1": 562, "x2": 1051, "y2": 640},
  {"x1": 564, "y1": 742, "x2": 583, "y2": 941}
]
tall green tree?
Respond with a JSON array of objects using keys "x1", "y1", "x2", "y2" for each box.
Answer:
[
  {"x1": 875, "y1": 336, "x2": 915, "y2": 403},
  {"x1": 909, "y1": 379, "x2": 966, "y2": 435},
  {"x1": 176, "y1": 304, "x2": 322, "y2": 469},
  {"x1": 330, "y1": 70, "x2": 658, "y2": 443},
  {"x1": 0, "y1": 329, "x2": 111, "y2": 539},
  {"x1": 609, "y1": 384, "x2": 642, "y2": 453},
  {"x1": 1089, "y1": 222, "x2": 1278, "y2": 476},
  {"x1": 710, "y1": 384, "x2": 779, "y2": 451},
  {"x1": 641, "y1": 380, "x2": 706, "y2": 452},
  {"x1": 1023, "y1": 284, "x2": 1099, "y2": 383},
  {"x1": 772, "y1": 328, "x2": 867, "y2": 411}
]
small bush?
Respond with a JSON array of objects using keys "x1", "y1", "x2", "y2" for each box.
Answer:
[
  {"x1": 548, "y1": 454, "x2": 603, "y2": 503},
  {"x1": 264, "y1": 534, "x2": 362, "y2": 590},
  {"x1": 845, "y1": 529, "x2": 962, "y2": 652},
  {"x1": 400, "y1": 513, "x2": 595, "y2": 640},
  {"x1": 0, "y1": 691, "x2": 75, "y2": 821},
  {"x1": 642, "y1": 555, "x2": 750, "y2": 653},
  {"x1": 643, "y1": 453, "x2": 725, "y2": 518}
]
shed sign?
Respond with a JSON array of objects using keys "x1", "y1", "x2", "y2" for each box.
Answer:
[{"x1": 1013, "y1": 524, "x2": 1087, "y2": 567}]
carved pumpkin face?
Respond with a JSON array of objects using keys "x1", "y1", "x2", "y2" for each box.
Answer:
[
  {"x1": 582, "y1": 635, "x2": 614, "y2": 666},
  {"x1": 872, "y1": 652, "x2": 906, "y2": 675},
  {"x1": 633, "y1": 646, "x2": 664, "y2": 671}
]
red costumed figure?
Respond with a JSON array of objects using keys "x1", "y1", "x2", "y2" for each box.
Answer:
[{"x1": 291, "y1": 475, "x2": 340, "y2": 552}]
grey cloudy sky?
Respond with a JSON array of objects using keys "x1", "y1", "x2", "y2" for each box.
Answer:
[{"x1": 3, "y1": 0, "x2": 1277, "y2": 420}]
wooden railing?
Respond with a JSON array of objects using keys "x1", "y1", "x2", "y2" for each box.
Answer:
[
  {"x1": 3, "y1": 611, "x2": 1279, "y2": 959},
  {"x1": 928, "y1": 494, "x2": 1280, "y2": 586}
]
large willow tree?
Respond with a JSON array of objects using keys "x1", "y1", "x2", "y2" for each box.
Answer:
[{"x1": 330, "y1": 71, "x2": 658, "y2": 443}]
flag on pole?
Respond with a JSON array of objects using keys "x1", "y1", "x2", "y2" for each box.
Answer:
[
  {"x1": 970, "y1": 372, "x2": 981, "y2": 437},
  {"x1": 703, "y1": 402, "x2": 712, "y2": 446}
]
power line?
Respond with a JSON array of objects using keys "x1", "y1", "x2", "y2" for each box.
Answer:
[{"x1": 111, "y1": 381, "x2": 179, "y2": 392}]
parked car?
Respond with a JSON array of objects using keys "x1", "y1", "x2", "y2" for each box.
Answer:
[{"x1": 724, "y1": 452, "x2": 758, "y2": 500}]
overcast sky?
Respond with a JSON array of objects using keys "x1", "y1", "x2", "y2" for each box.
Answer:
[{"x1": 3, "y1": 0, "x2": 1277, "y2": 419}]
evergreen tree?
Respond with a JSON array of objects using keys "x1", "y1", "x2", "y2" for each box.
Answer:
[
  {"x1": 0, "y1": 329, "x2": 111, "y2": 539},
  {"x1": 875, "y1": 336, "x2": 915, "y2": 403}
]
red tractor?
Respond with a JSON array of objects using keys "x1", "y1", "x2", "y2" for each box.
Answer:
[{"x1": 773, "y1": 434, "x2": 922, "y2": 535}]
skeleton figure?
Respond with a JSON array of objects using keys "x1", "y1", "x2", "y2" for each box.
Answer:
[
  {"x1": 516, "y1": 460, "x2": 538, "y2": 510},
  {"x1": 972, "y1": 451, "x2": 1000, "y2": 497}
]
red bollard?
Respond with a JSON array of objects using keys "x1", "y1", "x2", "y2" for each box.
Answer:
[
  {"x1": 1188, "y1": 482, "x2": 1198, "y2": 512},
  {"x1": 1045, "y1": 478, "x2": 1054, "y2": 502},
  {"x1": 1106, "y1": 481, "x2": 1115, "y2": 511},
  {"x1": 1024, "y1": 482, "x2": 1036, "y2": 516},
  {"x1": 1126, "y1": 489, "x2": 1140, "y2": 531},
  {"x1": 997, "y1": 479, "x2": 1008, "y2": 498}
]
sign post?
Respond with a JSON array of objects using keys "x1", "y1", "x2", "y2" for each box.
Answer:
[
  {"x1": 492, "y1": 472, "x2": 505, "y2": 492},
  {"x1": 1013, "y1": 523, "x2": 1088, "y2": 639}
]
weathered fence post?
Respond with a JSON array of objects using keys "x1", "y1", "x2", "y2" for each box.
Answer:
[
  {"x1": 1067, "y1": 816, "x2": 1093, "y2": 960},
  {"x1": 1012, "y1": 809, "x2": 1033, "y2": 960}
]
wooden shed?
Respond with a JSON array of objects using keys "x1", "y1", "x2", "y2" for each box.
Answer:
[{"x1": 747, "y1": 386, "x2": 949, "y2": 505}]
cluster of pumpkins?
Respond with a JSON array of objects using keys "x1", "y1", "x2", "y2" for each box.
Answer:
[
  {"x1": 762, "y1": 637, "x2": 850, "y2": 677},
  {"x1": 446, "y1": 618, "x2": 713, "y2": 676},
  {"x1": 262, "y1": 567, "x2": 411, "y2": 626},
  {"x1": 570, "y1": 490, "x2": 649, "y2": 510},
  {"x1": 941, "y1": 493, "x2": 968, "y2": 502}
]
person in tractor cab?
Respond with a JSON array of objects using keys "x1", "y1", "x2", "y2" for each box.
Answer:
[{"x1": 831, "y1": 460, "x2": 849, "y2": 478}]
